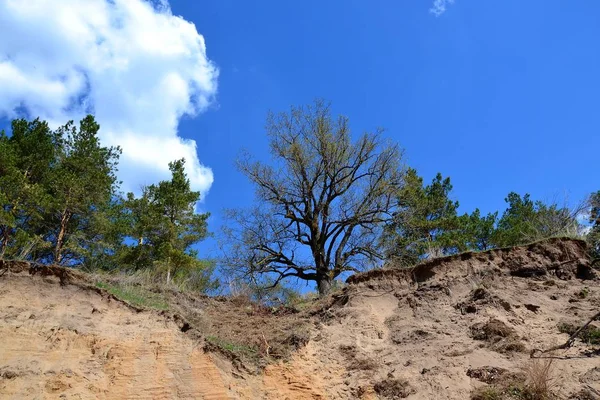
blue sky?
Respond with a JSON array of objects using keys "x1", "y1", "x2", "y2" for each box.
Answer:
[
  {"x1": 1, "y1": 0, "x2": 600, "y2": 258},
  {"x1": 174, "y1": 0, "x2": 600, "y2": 252}
]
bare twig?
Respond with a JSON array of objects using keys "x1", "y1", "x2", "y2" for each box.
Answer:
[
  {"x1": 261, "y1": 333, "x2": 271, "y2": 356},
  {"x1": 531, "y1": 310, "x2": 600, "y2": 357}
]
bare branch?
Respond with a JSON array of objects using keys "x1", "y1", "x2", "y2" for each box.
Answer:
[{"x1": 222, "y1": 100, "x2": 404, "y2": 295}]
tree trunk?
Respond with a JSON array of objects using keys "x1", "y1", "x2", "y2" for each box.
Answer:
[
  {"x1": 0, "y1": 228, "x2": 9, "y2": 259},
  {"x1": 55, "y1": 209, "x2": 71, "y2": 264},
  {"x1": 316, "y1": 274, "x2": 332, "y2": 297},
  {"x1": 166, "y1": 256, "x2": 171, "y2": 285}
]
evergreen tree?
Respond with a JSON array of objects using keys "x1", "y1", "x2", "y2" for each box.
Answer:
[
  {"x1": 494, "y1": 192, "x2": 578, "y2": 247},
  {"x1": 43, "y1": 116, "x2": 121, "y2": 264},
  {"x1": 120, "y1": 159, "x2": 211, "y2": 285},
  {"x1": 385, "y1": 169, "x2": 461, "y2": 266},
  {"x1": 0, "y1": 119, "x2": 55, "y2": 259},
  {"x1": 0, "y1": 116, "x2": 215, "y2": 291},
  {"x1": 456, "y1": 209, "x2": 498, "y2": 251}
]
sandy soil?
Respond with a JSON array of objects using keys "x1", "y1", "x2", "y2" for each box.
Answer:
[
  {"x1": 286, "y1": 238, "x2": 600, "y2": 399},
  {"x1": 0, "y1": 275, "x2": 236, "y2": 399},
  {"x1": 1, "y1": 238, "x2": 599, "y2": 399}
]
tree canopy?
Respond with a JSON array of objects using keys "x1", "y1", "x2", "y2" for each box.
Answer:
[
  {"x1": 494, "y1": 192, "x2": 579, "y2": 247},
  {"x1": 117, "y1": 159, "x2": 212, "y2": 288},
  {"x1": 384, "y1": 168, "x2": 499, "y2": 265},
  {"x1": 223, "y1": 100, "x2": 404, "y2": 295},
  {"x1": 0, "y1": 110, "x2": 596, "y2": 298},
  {"x1": 0, "y1": 115, "x2": 215, "y2": 293}
]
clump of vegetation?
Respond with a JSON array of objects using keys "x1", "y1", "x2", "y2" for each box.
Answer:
[
  {"x1": 95, "y1": 281, "x2": 169, "y2": 310},
  {"x1": 471, "y1": 387, "x2": 503, "y2": 400},
  {"x1": 558, "y1": 322, "x2": 600, "y2": 345},
  {"x1": 0, "y1": 115, "x2": 217, "y2": 293},
  {"x1": 576, "y1": 287, "x2": 590, "y2": 299},
  {"x1": 520, "y1": 359, "x2": 558, "y2": 400},
  {"x1": 205, "y1": 335, "x2": 259, "y2": 360},
  {"x1": 373, "y1": 378, "x2": 415, "y2": 399},
  {"x1": 470, "y1": 360, "x2": 557, "y2": 400}
]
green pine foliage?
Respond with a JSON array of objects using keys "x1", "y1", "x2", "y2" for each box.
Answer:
[
  {"x1": 385, "y1": 169, "x2": 497, "y2": 266},
  {"x1": 44, "y1": 116, "x2": 122, "y2": 264},
  {"x1": 493, "y1": 192, "x2": 579, "y2": 247},
  {"x1": 384, "y1": 172, "x2": 582, "y2": 268},
  {"x1": 117, "y1": 159, "x2": 215, "y2": 289},
  {"x1": 0, "y1": 118, "x2": 57, "y2": 259},
  {"x1": 385, "y1": 169, "x2": 461, "y2": 265},
  {"x1": 0, "y1": 116, "x2": 216, "y2": 293}
]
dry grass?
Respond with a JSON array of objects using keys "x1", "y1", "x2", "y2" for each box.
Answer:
[
  {"x1": 470, "y1": 359, "x2": 558, "y2": 400},
  {"x1": 520, "y1": 358, "x2": 557, "y2": 400}
]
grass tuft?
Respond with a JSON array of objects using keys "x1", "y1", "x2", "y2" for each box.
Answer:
[
  {"x1": 95, "y1": 281, "x2": 169, "y2": 310},
  {"x1": 205, "y1": 335, "x2": 259, "y2": 358},
  {"x1": 520, "y1": 358, "x2": 557, "y2": 400}
]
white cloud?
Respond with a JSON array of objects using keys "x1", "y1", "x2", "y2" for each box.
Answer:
[
  {"x1": 0, "y1": 0, "x2": 218, "y2": 197},
  {"x1": 430, "y1": 0, "x2": 455, "y2": 16}
]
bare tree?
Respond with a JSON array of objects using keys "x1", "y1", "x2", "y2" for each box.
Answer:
[{"x1": 222, "y1": 100, "x2": 404, "y2": 296}]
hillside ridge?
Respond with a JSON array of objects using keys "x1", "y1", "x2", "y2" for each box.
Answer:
[{"x1": 1, "y1": 237, "x2": 600, "y2": 399}]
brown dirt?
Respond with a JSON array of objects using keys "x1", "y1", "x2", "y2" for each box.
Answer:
[{"x1": 1, "y1": 237, "x2": 599, "y2": 399}]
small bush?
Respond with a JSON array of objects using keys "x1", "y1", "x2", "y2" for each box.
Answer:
[
  {"x1": 205, "y1": 335, "x2": 259, "y2": 359},
  {"x1": 576, "y1": 287, "x2": 590, "y2": 299}
]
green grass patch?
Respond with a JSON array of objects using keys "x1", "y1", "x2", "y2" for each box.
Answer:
[
  {"x1": 205, "y1": 335, "x2": 258, "y2": 358},
  {"x1": 95, "y1": 281, "x2": 169, "y2": 310}
]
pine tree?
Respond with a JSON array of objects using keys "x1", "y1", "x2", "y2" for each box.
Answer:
[
  {"x1": 120, "y1": 159, "x2": 211, "y2": 286},
  {"x1": 43, "y1": 116, "x2": 121, "y2": 264},
  {"x1": 385, "y1": 169, "x2": 461, "y2": 265},
  {"x1": 456, "y1": 209, "x2": 498, "y2": 251},
  {"x1": 493, "y1": 192, "x2": 578, "y2": 247},
  {"x1": 0, "y1": 119, "x2": 55, "y2": 259}
]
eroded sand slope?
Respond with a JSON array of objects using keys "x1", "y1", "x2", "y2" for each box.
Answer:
[
  {"x1": 0, "y1": 276, "x2": 234, "y2": 399},
  {"x1": 1, "y1": 238, "x2": 599, "y2": 399}
]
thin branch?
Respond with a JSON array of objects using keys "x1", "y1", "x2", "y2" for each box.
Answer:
[{"x1": 531, "y1": 310, "x2": 600, "y2": 357}]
